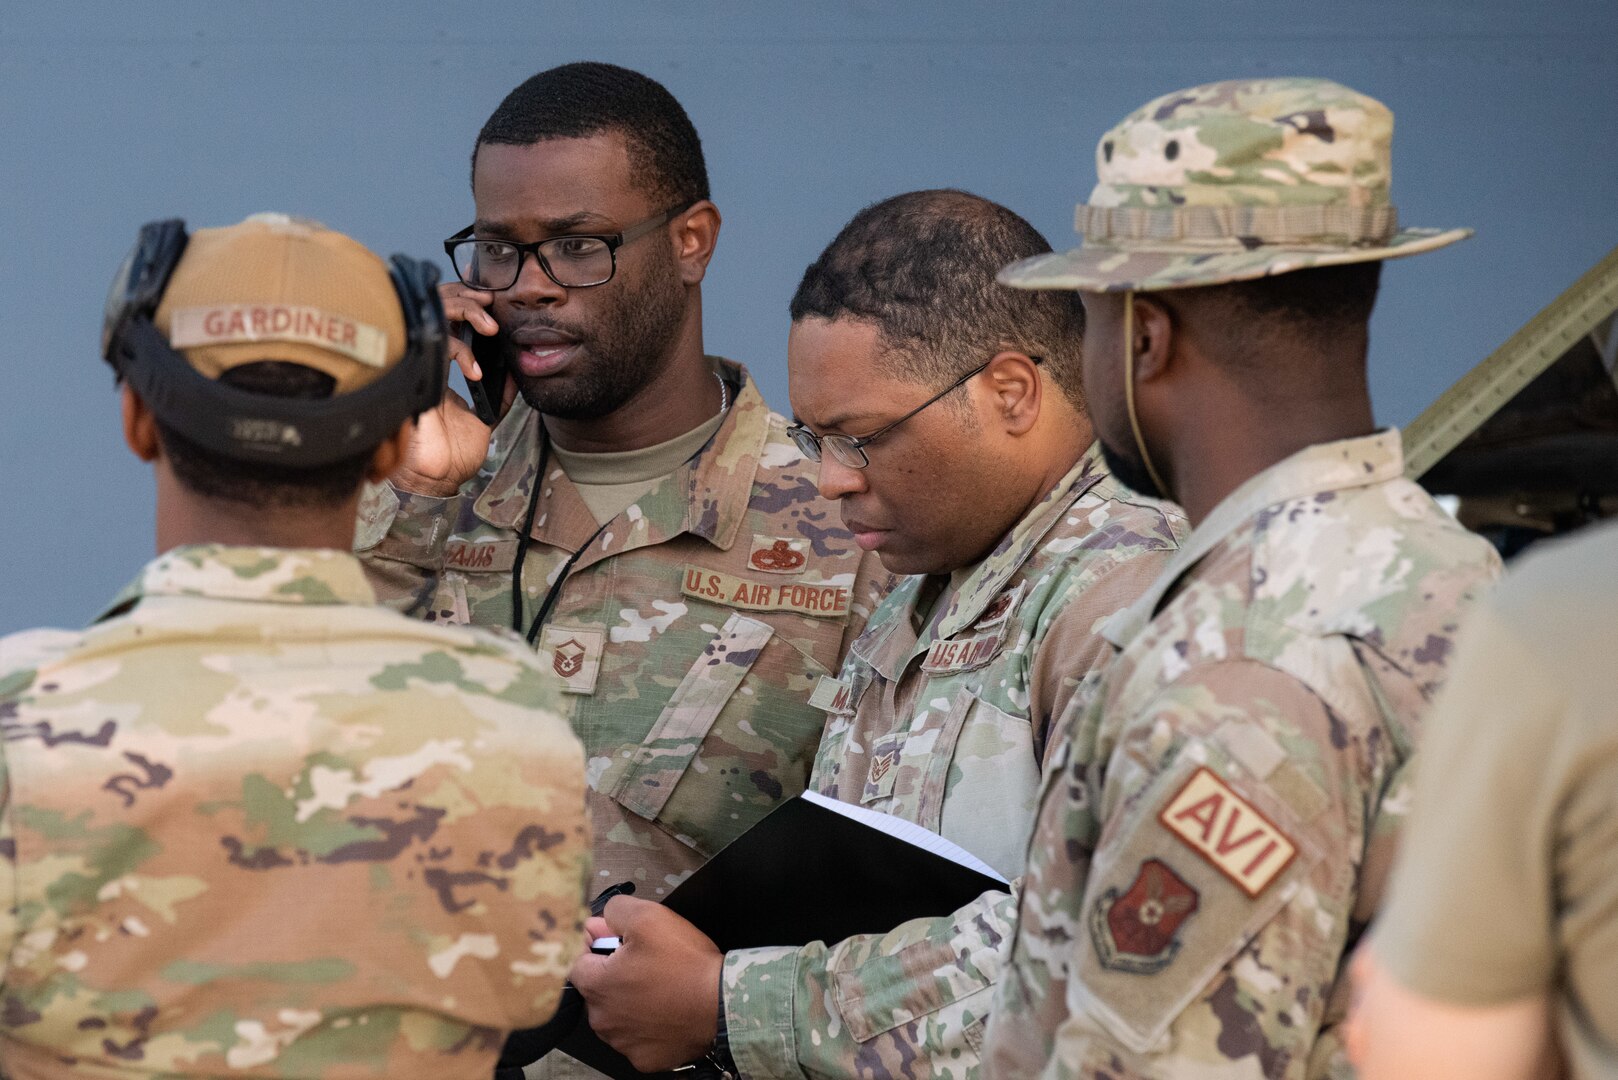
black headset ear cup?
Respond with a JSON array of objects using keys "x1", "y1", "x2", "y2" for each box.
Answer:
[
  {"x1": 387, "y1": 254, "x2": 448, "y2": 416},
  {"x1": 103, "y1": 219, "x2": 188, "y2": 368}
]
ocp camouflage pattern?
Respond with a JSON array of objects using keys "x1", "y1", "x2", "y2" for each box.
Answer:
[
  {"x1": 723, "y1": 444, "x2": 1186, "y2": 1080},
  {"x1": 983, "y1": 432, "x2": 1502, "y2": 1079},
  {"x1": 999, "y1": 78, "x2": 1469, "y2": 293},
  {"x1": 357, "y1": 361, "x2": 889, "y2": 905},
  {"x1": 0, "y1": 544, "x2": 590, "y2": 1078}
]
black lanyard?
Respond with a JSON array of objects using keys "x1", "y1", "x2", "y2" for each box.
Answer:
[
  {"x1": 512, "y1": 375, "x2": 733, "y2": 646},
  {"x1": 510, "y1": 422, "x2": 610, "y2": 645}
]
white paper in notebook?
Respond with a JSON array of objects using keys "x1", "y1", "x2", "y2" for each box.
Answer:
[{"x1": 801, "y1": 790, "x2": 1010, "y2": 885}]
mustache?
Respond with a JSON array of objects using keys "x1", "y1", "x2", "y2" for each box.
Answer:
[{"x1": 500, "y1": 316, "x2": 588, "y2": 342}]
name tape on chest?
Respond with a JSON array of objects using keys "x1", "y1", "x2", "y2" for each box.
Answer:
[
  {"x1": 682, "y1": 567, "x2": 850, "y2": 619},
  {"x1": 1159, "y1": 767, "x2": 1297, "y2": 897},
  {"x1": 443, "y1": 540, "x2": 517, "y2": 573},
  {"x1": 919, "y1": 629, "x2": 1004, "y2": 675},
  {"x1": 809, "y1": 674, "x2": 855, "y2": 713}
]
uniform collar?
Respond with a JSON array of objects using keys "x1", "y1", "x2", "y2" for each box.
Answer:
[
  {"x1": 97, "y1": 544, "x2": 378, "y2": 622},
  {"x1": 1102, "y1": 429, "x2": 1405, "y2": 649},
  {"x1": 933, "y1": 443, "x2": 1106, "y2": 640},
  {"x1": 850, "y1": 443, "x2": 1106, "y2": 679},
  {"x1": 472, "y1": 358, "x2": 767, "y2": 557}
]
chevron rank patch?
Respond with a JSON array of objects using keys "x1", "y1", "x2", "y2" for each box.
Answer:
[{"x1": 540, "y1": 626, "x2": 604, "y2": 695}]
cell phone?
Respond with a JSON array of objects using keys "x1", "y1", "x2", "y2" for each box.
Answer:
[{"x1": 459, "y1": 321, "x2": 510, "y2": 426}]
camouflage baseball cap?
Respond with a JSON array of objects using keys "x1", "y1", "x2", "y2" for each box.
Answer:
[{"x1": 1001, "y1": 78, "x2": 1471, "y2": 293}]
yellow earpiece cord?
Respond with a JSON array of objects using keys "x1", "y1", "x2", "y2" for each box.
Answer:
[{"x1": 1122, "y1": 289, "x2": 1170, "y2": 497}]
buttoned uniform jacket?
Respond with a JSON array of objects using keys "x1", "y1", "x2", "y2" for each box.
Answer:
[
  {"x1": 358, "y1": 360, "x2": 890, "y2": 902},
  {"x1": 721, "y1": 443, "x2": 1186, "y2": 1080},
  {"x1": 982, "y1": 432, "x2": 1504, "y2": 1080},
  {"x1": 0, "y1": 545, "x2": 590, "y2": 1079}
]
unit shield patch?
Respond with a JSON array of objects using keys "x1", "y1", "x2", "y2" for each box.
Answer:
[{"x1": 1090, "y1": 858, "x2": 1200, "y2": 974}]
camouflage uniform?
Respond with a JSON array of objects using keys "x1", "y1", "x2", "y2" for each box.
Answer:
[
  {"x1": 358, "y1": 360, "x2": 889, "y2": 904},
  {"x1": 722, "y1": 444, "x2": 1186, "y2": 1080},
  {"x1": 986, "y1": 78, "x2": 1491, "y2": 1078},
  {"x1": 983, "y1": 434, "x2": 1501, "y2": 1078},
  {"x1": 0, "y1": 545, "x2": 590, "y2": 1079}
]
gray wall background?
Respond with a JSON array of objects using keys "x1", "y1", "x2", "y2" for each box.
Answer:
[{"x1": 3, "y1": 1, "x2": 1615, "y2": 634}]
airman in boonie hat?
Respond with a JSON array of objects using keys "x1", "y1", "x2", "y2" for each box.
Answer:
[
  {"x1": 981, "y1": 77, "x2": 1501, "y2": 1080},
  {"x1": 1001, "y1": 77, "x2": 1471, "y2": 293}
]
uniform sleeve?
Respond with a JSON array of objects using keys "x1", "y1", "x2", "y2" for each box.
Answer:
[
  {"x1": 353, "y1": 480, "x2": 463, "y2": 614},
  {"x1": 1027, "y1": 546, "x2": 1177, "y2": 763},
  {"x1": 723, "y1": 884, "x2": 1019, "y2": 1080},
  {"x1": 0, "y1": 717, "x2": 14, "y2": 988},
  {"x1": 1373, "y1": 602, "x2": 1562, "y2": 1005},
  {"x1": 1046, "y1": 659, "x2": 1370, "y2": 1077}
]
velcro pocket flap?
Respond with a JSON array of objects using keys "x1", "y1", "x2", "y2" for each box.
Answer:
[{"x1": 610, "y1": 612, "x2": 775, "y2": 820}]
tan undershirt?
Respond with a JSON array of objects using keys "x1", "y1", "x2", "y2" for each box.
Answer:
[
  {"x1": 551, "y1": 409, "x2": 727, "y2": 525},
  {"x1": 1375, "y1": 520, "x2": 1618, "y2": 1073}
]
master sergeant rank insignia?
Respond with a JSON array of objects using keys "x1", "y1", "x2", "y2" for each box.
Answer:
[{"x1": 539, "y1": 626, "x2": 604, "y2": 695}]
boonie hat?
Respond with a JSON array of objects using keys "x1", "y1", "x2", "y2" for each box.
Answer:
[
  {"x1": 152, "y1": 213, "x2": 407, "y2": 391},
  {"x1": 1001, "y1": 77, "x2": 1472, "y2": 293}
]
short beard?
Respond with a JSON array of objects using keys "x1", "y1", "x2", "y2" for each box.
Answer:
[
  {"x1": 512, "y1": 249, "x2": 688, "y2": 421},
  {"x1": 1098, "y1": 433, "x2": 1166, "y2": 501}
]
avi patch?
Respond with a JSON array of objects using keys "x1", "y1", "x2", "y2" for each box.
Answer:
[
  {"x1": 1159, "y1": 767, "x2": 1297, "y2": 897},
  {"x1": 1090, "y1": 858, "x2": 1200, "y2": 974},
  {"x1": 747, "y1": 535, "x2": 809, "y2": 574},
  {"x1": 539, "y1": 626, "x2": 604, "y2": 695}
]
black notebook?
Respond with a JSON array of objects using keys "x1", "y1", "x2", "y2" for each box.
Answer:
[{"x1": 496, "y1": 791, "x2": 1009, "y2": 1079}]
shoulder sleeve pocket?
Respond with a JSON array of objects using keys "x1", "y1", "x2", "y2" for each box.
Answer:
[{"x1": 1068, "y1": 745, "x2": 1323, "y2": 1055}]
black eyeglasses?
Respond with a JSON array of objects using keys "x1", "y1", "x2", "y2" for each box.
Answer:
[
  {"x1": 787, "y1": 356, "x2": 1042, "y2": 469},
  {"x1": 443, "y1": 202, "x2": 692, "y2": 291}
]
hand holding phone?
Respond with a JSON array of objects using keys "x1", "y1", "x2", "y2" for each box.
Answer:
[
  {"x1": 438, "y1": 282, "x2": 508, "y2": 427},
  {"x1": 389, "y1": 284, "x2": 504, "y2": 498},
  {"x1": 458, "y1": 322, "x2": 511, "y2": 426}
]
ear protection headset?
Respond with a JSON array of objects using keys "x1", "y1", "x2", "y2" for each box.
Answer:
[{"x1": 101, "y1": 218, "x2": 448, "y2": 468}]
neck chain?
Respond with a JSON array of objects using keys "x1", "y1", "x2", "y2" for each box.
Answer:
[{"x1": 715, "y1": 370, "x2": 730, "y2": 415}]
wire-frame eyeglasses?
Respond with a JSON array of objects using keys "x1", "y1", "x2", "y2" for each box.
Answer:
[{"x1": 786, "y1": 356, "x2": 1043, "y2": 469}]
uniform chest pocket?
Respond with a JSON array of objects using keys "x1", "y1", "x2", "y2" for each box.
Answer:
[
  {"x1": 607, "y1": 612, "x2": 776, "y2": 823},
  {"x1": 859, "y1": 685, "x2": 976, "y2": 833}
]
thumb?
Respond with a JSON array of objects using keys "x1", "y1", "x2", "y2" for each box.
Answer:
[{"x1": 600, "y1": 894, "x2": 655, "y2": 935}]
